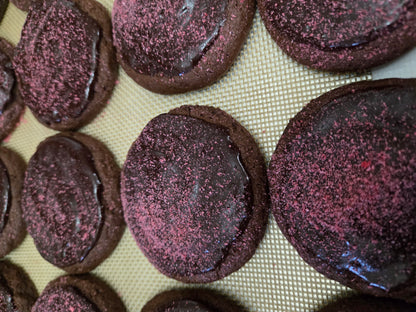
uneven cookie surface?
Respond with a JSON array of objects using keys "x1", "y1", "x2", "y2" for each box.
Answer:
[
  {"x1": 268, "y1": 79, "x2": 416, "y2": 301},
  {"x1": 14, "y1": 0, "x2": 117, "y2": 130},
  {"x1": 22, "y1": 133, "x2": 124, "y2": 273},
  {"x1": 122, "y1": 106, "x2": 268, "y2": 283},
  {"x1": 258, "y1": 0, "x2": 416, "y2": 71},
  {"x1": 112, "y1": 0, "x2": 255, "y2": 93}
]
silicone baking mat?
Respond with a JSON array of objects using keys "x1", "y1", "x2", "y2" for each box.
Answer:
[{"x1": 0, "y1": 1, "x2": 383, "y2": 311}]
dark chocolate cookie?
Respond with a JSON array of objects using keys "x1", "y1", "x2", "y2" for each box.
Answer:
[
  {"x1": 0, "y1": 147, "x2": 26, "y2": 258},
  {"x1": 13, "y1": 0, "x2": 117, "y2": 131},
  {"x1": 0, "y1": 260, "x2": 38, "y2": 312},
  {"x1": 268, "y1": 79, "x2": 416, "y2": 302},
  {"x1": 122, "y1": 105, "x2": 269, "y2": 283},
  {"x1": 142, "y1": 289, "x2": 244, "y2": 312},
  {"x1": 0, "y1": 0, "x2": 7, "y2": 23},
  {"x1": 317, "y1": 294, "x2": 416, "y2": 312},
  {"x1": 112, "y1": 0, "x2": 255, "y2": 94},
  {"x1": 0, "y1": 38, "x2": 25, "y2": 141},
  {"x1": 33, "y1": 274, "x2": 126, "y2": 312},
  {"x1": 22, "y1": 132, "x2": 125, "y2": 274},
  {"x1": 258, "y1": 0, "x2": 416, "y2": 72}
]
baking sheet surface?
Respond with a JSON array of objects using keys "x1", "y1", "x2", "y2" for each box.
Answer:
[{"x1": 3, "y1": 1, "x2": 411, "y2": 311}]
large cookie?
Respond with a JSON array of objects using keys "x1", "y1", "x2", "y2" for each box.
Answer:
[
  {"x1": 0, "y1": 38, "x2": 24, "y2": 141},
  {"x1": 112, "y1": 0, "x2": 255, "y2": 94},
  {"x1": 258, "y1": 0, "x2": 416, "y2": 72},
  {"x1": 22, "y1": 132, "x2": 125, "y2": 274},
  {"x1": 268, "y1": 79, "x2": 416, "y2": 301},
  {"x1": 13, "y1": 0, "x2": 117, "y2": 131},
  {"x1": 122, "y1": 105, "x2": 269, "y2": 282}
]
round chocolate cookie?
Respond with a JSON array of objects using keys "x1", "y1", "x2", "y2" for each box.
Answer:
[
  {"x1": 22, "y1": 132, "x2": 125, "y2": 274},
  {"x1": 258, "y1": 0, "x2": 416, "y2": 72},
  {"x1": 0, "y1": 147, "x2": 26, "y2": 258},
  {"x1": 13, "y1": 0, "x2": 117, "y2": 131},
  {"x1": 142, "y1": 289, "x2": 244, "y2": 312},
  {"x1": 122, "y1": 105, "x2": 269, "y2": 283},
  {"x1": 317, "y1": 294, "x2": 416, "y2": 312},
  {"x1": 33, "y1": 274, "x2": 126, "y2": 312},
  {"x1": 268, "y1": 79, "x2": 416, "y2": 301},
  {"x1": 0, "y1": 260, "x2": 38, "y2": 312},
  {"x1": 112, "y1": 0, "x2": 255, "y2": 94},
  {"x1": 0, "y1": 38, "x2": 25, "y2": 141}
]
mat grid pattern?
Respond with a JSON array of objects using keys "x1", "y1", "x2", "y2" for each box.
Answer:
[{"x1": 1, "y1": 2, "x2": 371, "y2": 311}]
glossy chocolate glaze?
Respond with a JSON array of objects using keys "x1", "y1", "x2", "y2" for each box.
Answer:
[
  {"x1": 34, "y1": 286, "x2": 99, "y2": 312},
  {"x1": 167, "y1": 300, "x2": 213, "y2": 312},
  {"x1": 123, "y1": 114, "x2": 252, "y2": 277},
  {"x1": 0, "y1": 159, "x2": 10, "y2": 234},
  {"x1": 0, "y1": 49, "x2": 14, "y2": 115},
  {"x1": 0, "y1": 275, "x2": 15, "y2": 312},
  {"x1": 270, "y1": 83, "x2": 416, "y2": 292},
  {"x1": 14, "y1": 0, "x2": 101, "y2": 125},
  {"x1": 264, "y1": 0, "x2": 414, "y2": 49},
  {"x1": 112, "y1": 0, "x2": 227, "y2": 76},
  {"x1": 23, "y1": 136, "x2": 103, "y2": 267}
]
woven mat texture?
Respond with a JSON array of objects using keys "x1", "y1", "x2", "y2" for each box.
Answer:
[{"x1": 0, "y1": 1, "x2": 371, "y2": 311}]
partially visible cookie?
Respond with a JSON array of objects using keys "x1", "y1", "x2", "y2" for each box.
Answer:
[
  {"x1": 268, "y1": 79, "x2": 416, "y2": 302},
  {"x1": 142, "y1": 289, "x2": 244, "y2": 312},
  {"x1": 317, "y1": 294, "x2": 416, "y2": 312},
  {"x1": 0, "y1": 38, "x2": 24, "y2": 141},
  {"x1": 112, "y1": 0, "x2": 255, "y2": 94},
  {"x1": 122, "y1": 105, "x2": 269, "y2": 283},
  {"x1": 0, "y1": 260, "x2": 38, "y2": 312},
  {"x1": 22, "y1": 132, "x2": 125, "y2": 274},
  {"x1": 32, "y1": 274, "x2": 126, "y2": 312},
  {"x1": 0, "y1": 0, "x2": 7, "y2": 23},
  {"x1": 0, "y1": 147, "x2": 26, "y2": 258},
  {"x1": 258, "y1": 0, "x2": 416, "y2": 72},
  {"x1": 13, "y1": 0, "x2": 117, "y2": 130}
]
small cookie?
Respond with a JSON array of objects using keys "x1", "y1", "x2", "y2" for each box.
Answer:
[
  {"x1": 112, "y1": 0, "x2": 255, "y2": 94},
  {"x1": 318, "y1": 294, "x2": 416, "y2": 312},
  {"x1": 142, "y1": 289, "x2": 243, "y2": 312},
  {"x1": 22, "y1": 132, "x2": 125, "y2": 274},
  {"x1": 0, "y1": 260, "x2": 38, "y2": 312},
  {"x1": 0, "y1": 147, "x2": 26, "y2": 258},
  {"x1": 13, "y1": 0, "x2": 117, "y2": 131},
  {"x1": 32, "y1": 274, "x2": 126, "y2": 312},
  {"x1": 122, "y1": 105, "x2": 269, "y2": 283},
  {"x1": 268, "y1": 79, "x2": 416, "y2": 301},
  {"x1": 258, "y1": 0, "x2": 416, "y2": 72},
  {"x1": 0, "y1": 38, "x2": 25, "y2": 141}
]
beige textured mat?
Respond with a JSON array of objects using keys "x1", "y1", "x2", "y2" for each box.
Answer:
[{"x1": 0, "y1": 1, "x2": 372, "y2": 311}]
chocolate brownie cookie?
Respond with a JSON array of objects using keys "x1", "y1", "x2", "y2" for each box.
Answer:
[
  {"x1": 22, "y1": 132, "x2": 125, "y2": 274},
  {"x1": 317, "y1": 294, "x2": 416, "y2": 312},
  {"x1": 0, "y1": 260, "x2": 38, "y2": 312},
  {"x1": 142, "y1": 289, "x2": 244, "y2": 312},
  {"x1": 0, "y1": 147, "x2": 26, "y2": 258},
  {"x1": 112, "y1": 0, "x2": 255, "y2": 94},
  {"x1": 268, "y1": 79, "x2": 416, "y2": 301},
  {"x1": 258, "y1": 0, "x2": 416, "y2": 72},
  {"x1": 122, "y1": 105, "x2": 269, "y2": 283},
  {"x1": 0, "y1": 38, "x2": 25, "y2": 141},
  {"x1": 33, "y1": 274, "x2": 126, "y2": 312},
  {"x1": 13, "y1": 0, "x2": 117, "y2": 131}
]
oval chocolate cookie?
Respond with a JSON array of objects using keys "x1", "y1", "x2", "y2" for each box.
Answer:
[
  {"x1": 0, "y1": 38, "x2": 25, "y2": 141},
  {"x1": 258, "y1": 0, "x2": 416, "y2": 72},
  {"x1": 122, "y1": 105, "x2": 269, "y2": 283},
  {"x1": 142, "y1": 289, "x2": 243, "y2": 312},
  {"x1": 112, "y1": 0, "x2": 255, "y2": 94},
  {"x1": 268, "y1": 79, "x2": 416, "y2": 301},
  {"x1": 33, "y1": 274, "x2": 126, "y2": 312},
  {"x1": 0, "y1": 260, "x2": 38, "y2": 312},
  {"x1": 22, "y1": 132, "x2": 125, "y2": 274},
  {"x1": 0, "y1": 147, "x2": 26, "y2": 258},
  {"x1": 13, "y1": 0, "x2": 117, "y2": 131}
]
